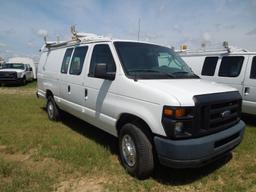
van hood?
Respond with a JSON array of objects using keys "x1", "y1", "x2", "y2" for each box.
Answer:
[
  {"x1": 0, "y1": 69, "x2": 24, "y2": 73},
  {"x1": 139, "y1": 79, "x2": 238, "y2": 106}
]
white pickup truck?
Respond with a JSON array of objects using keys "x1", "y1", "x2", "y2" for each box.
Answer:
[
  {"x1": 0, "y1": 63, "x2": 33, "y2": 85},
  {"x1": 37, "y1": 35, "x2": 245, "y2": 179}
]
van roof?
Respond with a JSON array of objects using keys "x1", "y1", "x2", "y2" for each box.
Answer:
[
  {"x1": 40, "y1": 34, "x2": 170, "y2": 52},
  {"x1": 177, "y1": 46, "x2": 256, "y2": 57}
]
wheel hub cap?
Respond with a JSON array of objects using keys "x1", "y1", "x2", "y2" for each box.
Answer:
[
  {"x1": 48, "y1": 102, "x2": 54, "y2": 118},
  {"x1": 121, "y1": 134, "x2": 136, "y2": 167}
]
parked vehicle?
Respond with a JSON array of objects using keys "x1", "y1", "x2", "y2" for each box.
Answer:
[
  {"x1": 37, "y1": 32, "x2": 245, "y2": 179},
  {"x1": 179, "y1": 44, "x2": 256, "y2": 115},
  {"x1": 8, "y1": 57, "x2": 37, "y2": 79},
  {"x1": 0, "y1": 63, "x2": 33, "y2": 85}
]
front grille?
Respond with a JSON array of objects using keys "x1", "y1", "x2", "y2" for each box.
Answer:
[
  {"x1": 193, "y1": 91, "x2": 242, "y2": 137},
  {"x1": 0, "y1": 72, "x2": 17, "y2": 79},
  {"x1": 201, "y1": 100, "x2": 240, "y2": 132},
  {"x1": 209, "y1": 100, "x2": 240, "y2": 130}
]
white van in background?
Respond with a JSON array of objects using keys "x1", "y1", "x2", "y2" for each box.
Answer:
[
  {"x1": 8, "y1": 57, "x2": 37, "y2": 79},
  {"x1": 179, "y1": 46, "x2": 256, "y2": 115}
]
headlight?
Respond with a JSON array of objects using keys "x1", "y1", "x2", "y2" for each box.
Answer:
[
  {"x1": 162, "y1": 106, "x2": 194, "y2": 139},
  {"x1": 17, "y1": 72, "x2": 23, "y2": 78}
]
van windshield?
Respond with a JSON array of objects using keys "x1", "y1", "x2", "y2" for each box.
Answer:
[
  {"x1": 1, "y1": 63, "x2": 25, "y2": 70},
  {"x1": 114, "y1": 42, "x2": 198, "y2": 79}
]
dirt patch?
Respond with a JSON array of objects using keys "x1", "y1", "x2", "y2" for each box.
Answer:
[
  {"x1": 2, "y1": 153, "x2": 31, "y2": 162},
  {"x1": 0, "y1": 88, "x2": 35, "y2": 95},
  {"x1": 56, "y1": 177, "x2": 106, "y2": 192},
  {"x1": 0, "y1": 147, "x2": 37, "y2": 162},
  {"x1": 0, "y1": 145, "x2": 7, "y2": 151}
]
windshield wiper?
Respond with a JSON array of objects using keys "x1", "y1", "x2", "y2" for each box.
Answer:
[
  {"x1": 129, "y1": 69, "x2": 163, "y2": 73},
  {"x1": 128, "y1": 69, "x2": 175, "y2": 79},
  {"x1": 172, "y1": 71, "x2": 189, "y2": 74},
  {"x1": 172, "y1": 71, "x2": 199, "y2": 78}
]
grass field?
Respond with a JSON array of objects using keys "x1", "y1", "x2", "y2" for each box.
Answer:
[{"x1": 0, "y1": 81, "x2": 256, "y2": 192}]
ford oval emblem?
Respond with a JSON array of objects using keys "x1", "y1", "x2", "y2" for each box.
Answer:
[{"x1": 221, "y1": 110, "x2": 231, "y2": 118}]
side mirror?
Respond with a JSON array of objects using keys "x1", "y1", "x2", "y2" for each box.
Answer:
[
  {"x1": 94, "y1": 63, "x2": 115, "y2": 80},
  {"x1": 29, "y1": 67, "x2": 33, "y2": 71}
]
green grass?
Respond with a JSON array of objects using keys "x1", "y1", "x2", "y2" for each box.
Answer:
[{"x1": 0, "y1": 85, "x2": 256, "y2": 191}]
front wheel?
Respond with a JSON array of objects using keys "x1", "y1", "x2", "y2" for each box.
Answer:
[
  {"x1": 119, "y1": 123, "x2": 154, "y2": 179},
  {"x1": 22, "y1": 76, "x2": 27, "y2": 85},
  {"x1": 46, "y1": 96, "x2": 60, "y2": 121}
]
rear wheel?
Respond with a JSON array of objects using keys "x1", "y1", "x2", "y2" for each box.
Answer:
[
  {"x1": 46, "y1": 96, "x2": 60, "y2": 121},
  {"x1": 119, "y1": 123, "x2": 154, "y2": 179}
]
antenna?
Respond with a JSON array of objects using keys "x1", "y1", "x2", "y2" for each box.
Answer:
[{"x1": 137, "y1": 18, "x2": 141, "y2": 41}]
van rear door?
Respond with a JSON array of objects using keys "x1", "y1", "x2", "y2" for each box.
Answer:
[{"x1": 242, "y1": 56, "x2": 256, "y2": 115}]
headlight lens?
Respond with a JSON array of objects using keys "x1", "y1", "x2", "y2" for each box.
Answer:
[{"x1": 174, "y1": 122, "x2": 184, "y2": 133}]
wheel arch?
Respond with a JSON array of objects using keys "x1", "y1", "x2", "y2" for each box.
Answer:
[
  {"x1": 116, "y1": 113, "x2": 154, "y2": 141},
  {"x1": 45, "y1": 89, "x2": 54, "y2": 99}
]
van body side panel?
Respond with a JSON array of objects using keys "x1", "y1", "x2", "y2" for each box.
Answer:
[
  {"x1": 38, "y1": 49, "x2": 65, "y2": 99},
  {"x1": 214, "y1": 55, "x2": 248, "y2": 95},
  {"x1": 242, "y1": 55, "x2": 256, "y2": 114},
  {"x1": 184, "y1": 55, "x2": 248, "y2": 95},
  {"x1": 181, "y1": 53, "x2": 256, "y2": 115},
  {"x1": 37, "y1": 52, "x2": 48, "y2": 93}
]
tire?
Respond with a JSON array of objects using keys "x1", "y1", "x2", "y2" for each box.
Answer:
[
  {"x1": 22, "y1": 76, "x2": 27, "y2": 85},
  {"x1": 46, "y1": 96, "x2": 60, "y2": 121},
  {"x1": 119, "y1": 123, "x2": 154, "y2": 179}
]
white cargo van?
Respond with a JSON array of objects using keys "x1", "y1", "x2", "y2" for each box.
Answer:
[
  {"x1": 179, "y1": 46, "x2": 256, "y2": 115},
  {"x1": 37, "y1": 33, "x2": 245, "y2": 179}
]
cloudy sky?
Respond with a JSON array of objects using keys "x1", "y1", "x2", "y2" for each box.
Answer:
[{"x1": 0, "y1": 0, "x2": 255, "y2": 61}]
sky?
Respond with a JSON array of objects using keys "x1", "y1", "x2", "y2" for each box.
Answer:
[{"x1": 0, "y1": 0, "x2": 256, "y2": 61}]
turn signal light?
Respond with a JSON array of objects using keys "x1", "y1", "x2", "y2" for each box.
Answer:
[
  {"x1": 163, "y1": 108, "x2": 174, "y2": 117},
  {"x1": 163, "y1": 107, "x2": 187, "y2": 118},
  {"x1": 175, "y1": 108, "x2": 186, "y2": 118}
]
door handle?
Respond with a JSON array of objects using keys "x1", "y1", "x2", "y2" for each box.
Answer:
[
  {"x1": 68, "y1": 85, "x2": 71, "y2": 93},
  {"x1": 244, "y1": 87, "x2": 250, "y2": 96},
  {"x1": 84, "y1": 88, "x2": 88, "y2": 100}
]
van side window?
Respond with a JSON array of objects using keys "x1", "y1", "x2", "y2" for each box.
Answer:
[
  {"x1": 69, "y1": 46, "x2": 88, "y2": 75},
  {"x1": 61, "y1": 48, "x2": 73, "y2": 74},
  {"x1": 201, "y1": 57, "x2": 218, "y2": 76},
  {"x1": 89, "y1": 44, "x2": 116, "y2": 77},
  {"x1": 218, "y1": 56, "x2": 244, "y2": 77},
  {"x1": 250, "y1": 56, "x2": 256, "y2": 79}
]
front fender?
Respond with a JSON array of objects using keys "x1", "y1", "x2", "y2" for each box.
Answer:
[{"x1": 115, "y1": 97, "x2": 166, "y2": 136}]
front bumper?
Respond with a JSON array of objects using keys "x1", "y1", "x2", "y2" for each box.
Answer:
[{"x1": 154, "y1": 120, "x2": 245, "y2": 168}]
